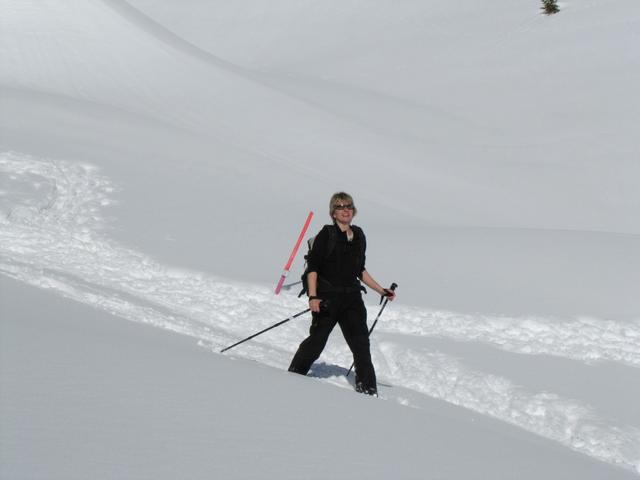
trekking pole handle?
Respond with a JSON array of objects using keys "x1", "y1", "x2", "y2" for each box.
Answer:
[{"x1": 380, "y1": 282, "x2": 398, "y2": 304}]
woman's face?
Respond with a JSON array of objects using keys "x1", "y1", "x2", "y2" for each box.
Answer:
[{"x1": 333, "y1": 202, "x2": 355, "y2": 224}]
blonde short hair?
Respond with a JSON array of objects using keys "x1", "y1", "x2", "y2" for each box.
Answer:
[{"x1": 329, "y1": 192, "x2": 357, "y2": 218}]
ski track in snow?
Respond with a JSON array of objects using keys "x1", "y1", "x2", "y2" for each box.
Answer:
[
  {"x1": 1, "y1": 151, "x2": 639, "y2": 474},
  {"x1": 382, "y1": 309, "x2": 640, "y2": 369}
]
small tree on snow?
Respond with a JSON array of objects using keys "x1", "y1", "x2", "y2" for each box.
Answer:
[{"x1": 541, "y1": 0, "x2": 560, "y2": 15}]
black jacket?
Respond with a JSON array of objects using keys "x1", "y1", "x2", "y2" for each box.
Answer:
[{"x1": 307, "y1": 223, "x2": 366, "y2": 291}]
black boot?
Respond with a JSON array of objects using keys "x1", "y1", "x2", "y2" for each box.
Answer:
[{"x1": 355, "y1": 381, "x2": 378, "y2": 397}]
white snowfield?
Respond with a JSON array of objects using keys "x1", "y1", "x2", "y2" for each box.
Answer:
[
  {"x1": 2, "y1": 152, "x2": 640, "y2": 475},
  {"x1": 2, "y1": 0, "x2": 640, "y2": 478}
]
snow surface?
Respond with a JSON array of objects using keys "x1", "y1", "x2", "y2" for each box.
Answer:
[{"x1": 1, "y1": 0, "x2": 640, "y2": 478}]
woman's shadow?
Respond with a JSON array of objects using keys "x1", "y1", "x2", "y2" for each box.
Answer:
[
  {"x1": 308, "y1": 362, "x2": 392, "y2": 388},
  {"x1": 309, "y1": 362, "x2": 350, "y2": 379}
]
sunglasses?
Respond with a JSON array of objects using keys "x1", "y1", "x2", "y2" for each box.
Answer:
[{"x1": 334, "y1": 203, "x2": 354, "y2": 211}]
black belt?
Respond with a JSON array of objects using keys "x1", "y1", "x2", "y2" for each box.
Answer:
[{"x1": 318, "y1": 285, "x2": 367, "y2": 294}]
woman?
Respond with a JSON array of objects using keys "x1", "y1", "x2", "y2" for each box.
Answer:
[{"x1": 288, "y1": 192, "x2": 396, "y2": 396}]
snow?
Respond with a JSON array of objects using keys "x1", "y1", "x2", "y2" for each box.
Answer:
[
  {"x1": 1, "y1": 0, "x2": 640, "y2": 478},
  {"x1": 5, "y1": 276, "x2": 634, "y2": 480}
]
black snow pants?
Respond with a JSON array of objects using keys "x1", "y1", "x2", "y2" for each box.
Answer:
[{"x1": 288, "y1": 293, "x2": 376, "y2": 392}]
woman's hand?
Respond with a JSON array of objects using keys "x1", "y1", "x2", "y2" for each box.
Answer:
[
  {"x1": 381, "y1": 288, "x2": 396, "y2": 301},
  {"x1": 308, "y1": 296, "x2": 322, "y2": 312},
  {"x1": 362, "y1": 271, "x2": 397, "y2": 302}
]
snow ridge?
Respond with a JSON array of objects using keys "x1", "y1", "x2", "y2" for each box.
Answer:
[
  {"x1": 381, "y1": 309, "x2": 640, "y2": 368},
  {"x1": 1, "y1": 151, "x2": 639, "y2": 473},
  {"x1": 381, "y1": 343, "x2": 640, "y2": 471}
]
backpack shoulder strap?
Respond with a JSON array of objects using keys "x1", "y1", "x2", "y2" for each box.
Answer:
[
  {"x1": 351, "y1": 224, "x2": 364, "y2": 237},
  {"x1": 351, "y1": 225, "x2": 366, "y2": 280},
  {"x1": 351, "y1": 225, "x2": 365, "y2": 251},
  {"x1": 298, "y1": 225, "x2": 335, "y2": 297},
  {"x1": 324, "y1": 224, "x2": 337, "y2": 258}
]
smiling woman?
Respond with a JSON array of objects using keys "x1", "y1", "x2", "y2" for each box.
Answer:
[{"x1": 288, "y1": 191, "x2": 396, "y2": 396}]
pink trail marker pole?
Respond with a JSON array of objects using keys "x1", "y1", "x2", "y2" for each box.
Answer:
[{"x1": 274, "y1": 211, "x2": 314, "y2": 294}]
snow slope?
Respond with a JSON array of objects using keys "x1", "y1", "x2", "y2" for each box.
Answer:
[
  {"x1": 1, "y1": 0, "x2": 640, "y2": 477},
  {"x1": 2, "y1": 0, "x2": 639, "y2": 317},
  {"x1": 127, "y1": 0, "x2": 640, "y2": 235},
  {"x1": 4, "y1": 276, "x2": 636, "y2": 480},
  {"x1": 1, "y1": 151, "x2": 639, "y2": 475}
]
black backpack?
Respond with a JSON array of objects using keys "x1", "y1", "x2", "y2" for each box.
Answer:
[{"x1": 298, "y1": 224, "x2": 365, "y2": 297}]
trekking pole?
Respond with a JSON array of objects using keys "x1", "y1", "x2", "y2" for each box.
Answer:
[
  {"x1": 280, "y1": 280, "x2": 303, "y2": 291},
  {"x1": 220, "y1": 307, "x2": 311, "y2": 353},
  {"x1": 346, "y1": 283, "x2": 397, "y2": 377}
]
